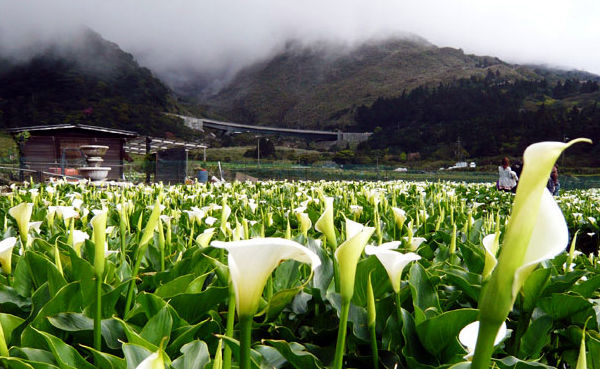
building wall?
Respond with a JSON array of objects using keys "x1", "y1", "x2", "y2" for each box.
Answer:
[{"x1": 23, "y1": 134, "x2": 124, "y2": 180}]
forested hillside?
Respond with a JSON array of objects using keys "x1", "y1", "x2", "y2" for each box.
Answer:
[
  {"x1": 0, "y1": 28, "x2": 194, "y2": 138},
  {"x1": 355, "y1": 73, "x2": 600, "y2": 164}
]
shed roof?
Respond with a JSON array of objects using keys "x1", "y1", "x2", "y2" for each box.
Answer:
[{"x1": 4, "y1": 124, "x2": 138, "y2": 138}]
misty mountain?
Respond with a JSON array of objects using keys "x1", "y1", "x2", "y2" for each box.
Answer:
[
  {"x1": 0, "y1": 28, "x2": 194, "y2": 138},
  {"x1": 195, "y1": 37, "x2": 599, "y2": 130}
]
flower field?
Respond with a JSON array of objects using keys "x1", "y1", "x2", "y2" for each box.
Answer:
[{"x1": 0, "y1": 141, "x2": 599, "y2": 368}]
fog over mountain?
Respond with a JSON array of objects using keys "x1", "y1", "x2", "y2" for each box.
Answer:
[{"x1": 1, "y1": 0, "x2": 599, "y2": 94}]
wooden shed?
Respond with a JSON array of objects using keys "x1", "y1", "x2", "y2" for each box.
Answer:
[{"x1": 6, "y1": 124, "x2": 138, "y2": 180}]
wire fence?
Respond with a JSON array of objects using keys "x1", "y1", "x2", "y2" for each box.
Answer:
[{"x1": 1, "y1": 160, "x2": 600, "y2": 190}]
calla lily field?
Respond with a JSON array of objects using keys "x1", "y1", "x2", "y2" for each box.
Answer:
[{"x1": 0, "y1": 140, "x2": 599, "y2": 368}]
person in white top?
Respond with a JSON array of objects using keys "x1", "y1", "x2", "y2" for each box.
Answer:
[{"x1": 497, "y1": 157, "x2": 518, "y2": 192}]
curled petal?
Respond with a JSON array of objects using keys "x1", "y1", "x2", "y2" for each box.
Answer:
[
  {"x1": 211, "y1": 238, "x2": 321, "y2": 317},
  {"x1": 315, "y1": 197, "x2": 336, "y2": 247},
  {"x1": 335, "y1": 220, "x2": 375, "y2": 302},
  {"x1": 459, "y1": 320, "x2": 507, "y2": 359},
  {"x1": 365, "y1": 243, "x2": 420, "y2": 293},
  {"x1": 0, "y1": 237, "x2": 17, "y2": 274}
]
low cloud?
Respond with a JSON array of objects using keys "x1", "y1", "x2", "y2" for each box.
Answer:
[{"x1": 1, "y1": 0, "x2": 599, "y2": 92}]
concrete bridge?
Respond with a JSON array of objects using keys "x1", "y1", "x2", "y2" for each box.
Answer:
[{"x1": 172, "y1": 114, "x2": 372, "y2": 144}]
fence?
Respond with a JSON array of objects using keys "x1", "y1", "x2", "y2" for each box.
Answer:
[{"x1": 2, "y1": 160, "x2": 600, "y2": 190}]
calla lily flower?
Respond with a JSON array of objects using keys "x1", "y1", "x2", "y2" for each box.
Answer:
[
  {"x1": 90, "y1": 210, "x2": 107, "y2": 277},
  {"x1": 335, "y1": 219, "x2": 375, "y2": 302},
  {"x1": 184, "y1": 207, "x2": 205, "y2": 225},
  {"x1": 29, "y1": 221, "x2": 43, "y2": 234},
  {"x1": 403, "y1": 236, "x2": 427, "y2": 251},
  {"x1": 296, "y1": 211, "x2": 312, "y2": 237},
  {"x1": 472, "y1": 138, "x2": 591, "y2": 368},
  {"x1": 211, "y1": 238, "x2": 321, "y2": 318},
  {"x1": 135, "y1": 350, "x2": 164, "y2": 369},
  {"x1": 8, "y1": 202, "x2": 33, "y2": 247},
  {"x1": 0, "y1": 237, "x2": 17, "y2": 274},
  {"x1": 196, "y1": 228, "x2": 215, "y2": 248},
  {"x1": 70, "y1": 230, "x2": 89, "y2": 256},
  {"x1": 365, "y1": 242, "x2": 421, "y2": 293},
  {"x1": 315, "y1": 196, "x2": 337, "y2": 247},
  {"x1": 391, "y1": 207, "x2": 406, "y2": 230},
  {"x1": 482, "y1": 232, "x2": 500, "y2": 279},
  {"x1": 459, "y1": 321, "x2": 507, "y2": 359}
]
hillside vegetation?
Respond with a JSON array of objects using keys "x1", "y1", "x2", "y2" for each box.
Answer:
[
  {"x1": 199, "y1": 37, "x2": 599, "y2": 130},
  {"x1": 0, "y1": 28, "x2": 195, "y2": 138}
]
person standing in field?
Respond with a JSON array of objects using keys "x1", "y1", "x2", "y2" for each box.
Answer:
[
  {"x1": 497, "y1": 157, "x2": 518, "y2": 192},
  {"x1": 547, "y1": 165, "x2": 560, "y2": 196}
]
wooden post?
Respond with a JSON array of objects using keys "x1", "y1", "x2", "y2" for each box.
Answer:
[{"x1": 145, "y1": 136, "x2": 152, "y2": 184}]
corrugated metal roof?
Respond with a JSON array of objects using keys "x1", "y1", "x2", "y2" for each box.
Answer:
[{"x1": 4, "y1": 124, "x2": 138, "y2": 138}]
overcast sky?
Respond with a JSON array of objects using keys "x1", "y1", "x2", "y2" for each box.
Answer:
[{"x1": 1, "y1": 0, "x2": 599, "y2": 86}]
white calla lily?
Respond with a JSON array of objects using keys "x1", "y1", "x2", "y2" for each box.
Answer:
[
  {"x1": 71, "y1": 230, "x2": 89, "y2": 256},
  {"x1": 315, "y1": 196, "x2": 337, "y2": 247},
  {"x1": 211, "y1": 238, "x2": 320, "y2": 318},
  {"x1": 0, "y1": 237, "x2": 17, "y2": 274},
  {"x1": 482, "y1": 232, "x2": 500, "y2": 279},
  {"x1": 335, "y1": 219, "x2": 375, "y2": 302},
  {"x1": 365, "y1": 242, "x2": 421, "y2": 293},
  {"x1": 391, "y1": 207, "x2": 407, "y2": 230},
  {"x1": 296, "y1": 212, "x2": 312, "y2": 237},
  {"x1": 459, "y1": 321, "x2": 507, "y2": 359},
  {"x1": 90, "y1": 209, "x2": 107, "y2": 277},
  {"x1": 472, "y1": 138, "x2": 591, "y2": 369},
  {"x1": 8, "y1": 202, "x2": 33, "y2": 247}
]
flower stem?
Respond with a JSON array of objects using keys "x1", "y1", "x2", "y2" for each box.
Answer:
[
  {"x1": 395, "y1": 292, "x2": 403, "y2": 329},
  {"x1": 124, "y1": 253, "x2": 143, "y2": 315},
  {"x1": 94, "y1": 275, "x2": 102, "y2": 351},
  {"x1": 470, "y1": 319, "x2": 503, "y2": 369},
  {"x1": 333, "y1": 300, "x2": 351, "y2": 369},
  {"x1": 223, "y1": 284, "x2": 236, "y2": 369},
  {"x1": 238, "y1": 315, "x2": 253, "y2": 369}
]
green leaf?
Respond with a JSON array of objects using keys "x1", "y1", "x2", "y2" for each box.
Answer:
[
  {"x1": 495, "y1": 356, "x2": 555, "y2": 368},
  {"x1": 518, "y1": 314, "x2": 553, "y2": 359},
  {"x1": 0, "y1": 313, "x2": 25, "y2": 345},
  {"x1": 32, "y1": 327, "x2": 96, "y2": 369},
  {"x1": 217, "y1": 334, "x2": 262, "y2": 369},
  {"x1": 261, "y1": 287, "x2": 301, "y2": 322},
  {"x1": 9, "y1": 347, "x2": 57, "y2": 365},
  {"x1": 154, "y1": 274, "x2": 196, "y2": 298},
  {"x1": 0, "y1": 357, "x2": 60, "y2": 369},
  {"x1": 47, "y1": 312, "x2": 125, "y2": 350},
  {"x1": 140, "y1": 306, "x2": 173, "y2": 347},
  {"x1": 416, "y1": 308, "x2": 478, "y2": 357},
  {"x1": 122, "y1": 343, "x2": 152, "y2": 369},
  {"x1": 326, "y1": 292, "x2": 369, "y2": 342},
  {"x1": 115, "y1": 317, "x2": 158, "y2": 352},
  {"x1": 572, "y1": 274, "x2": 600, "y2": 298},
  {"x1": 305, "y1": 238, "x2": 333, "y2": 294},
  {"x1": 408, "y1": 263, "x2": 441, "y2": 324},
  {"x1": 81, "y1": 345, "x2": 127, "y2": 369},
  {"x1": 264, "y1": 339, "x2": 325, "y2": 369},
  {"x1": 167, "y1": 319, "x2": 220, "y2": 358},
  {"x1": 171, "y1": 340, "x2": 210, "y2": 369},
  {"x1": 168, "y1": 287, "x2": 228, "y2": 324},
  {"x1": 538, "y1": 293, "x2": 595, "y2": 326},
  {"x1": 521, "y1": 268, "x2": 551, "y2": 312}
]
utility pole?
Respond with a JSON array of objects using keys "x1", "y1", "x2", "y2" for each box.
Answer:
[{"x1": 257, "y1": 138, "x2": 260, "y2": 168}]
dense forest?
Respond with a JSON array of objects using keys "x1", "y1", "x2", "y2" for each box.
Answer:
[
  {"x1": 0, "y1": 29, "x2": 196, "y2": 138},
  {"x1": 355, "y1": 72, "x2": 600, "y2": 164}
]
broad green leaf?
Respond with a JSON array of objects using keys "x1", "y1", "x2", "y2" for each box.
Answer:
[
  {"x1": 521, "y1": 268, "x2": 551, "y2": 313},
  {"x1": 408, "y1": 263, "x2": 441, "y2": 324},
  {"x1": 0, "y1": 357, "x2": 60, "y2": 369},
  {"x1": 519, "y1": 314, "x2": 553, "y2": 359},
  {"x1": 122, "y1": 343, "x2": 153, "y2": 369},
  {"x1": 47, "y1": 312, "x2": 125, "y2": 350},
  {"x1": 32, "y1": 328, "x2": 95, "y2": 369},
  {"x1": 264, "y1": 339, "x2": 325, "y2": 369},
  {"x1": 261, "y1": 287, "x2": 302, "y2": 322},
  {"x1": 81, "y1": 345, "x2": 127, "y2": 369},
  {"x1": 0, "y1": 313, "x2": 25, "y2": 345},
  {"x1": 171, "y1": 340, "x2": 210, "y2": 369},
  {"x1": 168, "y1": 287, "x2": 228, "y2": 324},
  {"x1": 140, "y1": 306, "x2": 173, "y2": 347},
  {"x1": 538, "y1": 294, "x2": 595, "y2": 327},
  {"x1": 416, "y1": 308, "x2": 478, "y2": 357},
  {"x1": 167, "y1": 319, "x2": 220, "y2": 358}
]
